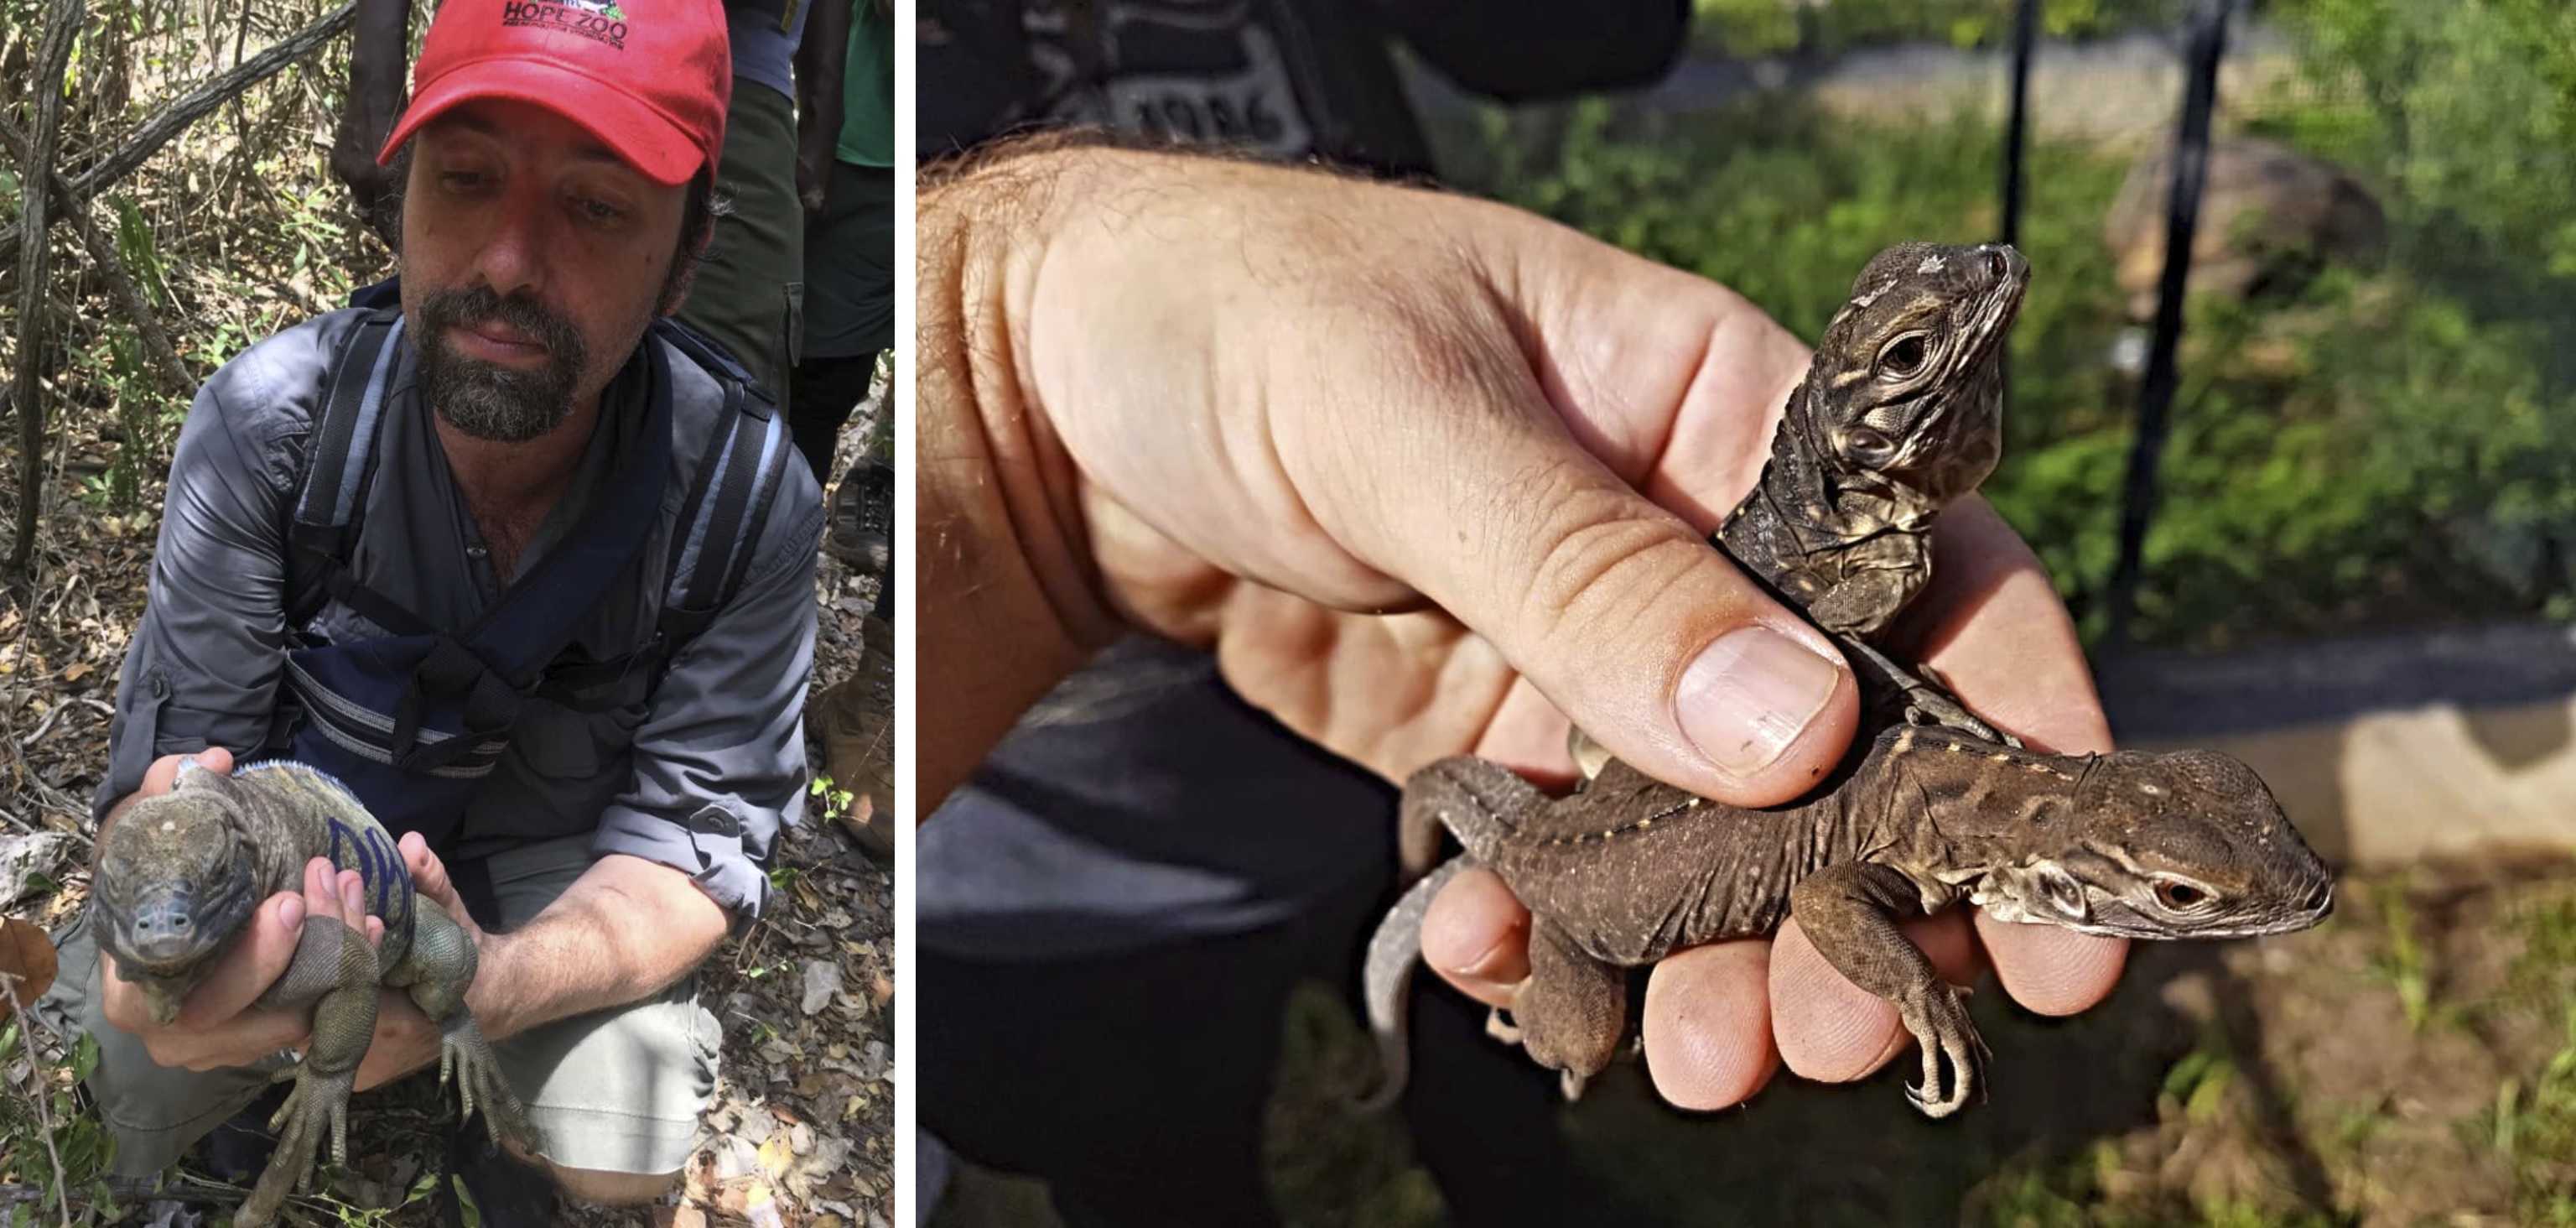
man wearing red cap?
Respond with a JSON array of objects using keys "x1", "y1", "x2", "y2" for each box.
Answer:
[
  {"x1": 34, "y1": 0, "x2": 820, "y2": 1218},
  {"x1": 335, "y1": 0, "x2": 839, "y2": 401}
]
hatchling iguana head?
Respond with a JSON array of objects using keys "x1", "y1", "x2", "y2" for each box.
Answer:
[
  {"x1": 91, "y1": 761, "x2": 268, "y2": 1024},
  {"x1": 1794, "y1": 241, "x2": 2029, "y2": 526},
  {"x1": 1972, "y1": 747, "x2": 2336, "y2": 941}
]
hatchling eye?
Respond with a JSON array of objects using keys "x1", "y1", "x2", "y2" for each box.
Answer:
[
  {"x1": 2154, "y1": 879, "x2": 2211, "y2": 910},
  {"x1": 1879, "y1": 333, "x2": 1931, "y2": 377},
  {"x1": 1844, "y1": 426, "x2": 1896, "y2": 465}
]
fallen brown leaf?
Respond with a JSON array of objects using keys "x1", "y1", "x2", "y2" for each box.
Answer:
[{"x1": 0, "y1": 915, "x2": 60, "y2": 1013}]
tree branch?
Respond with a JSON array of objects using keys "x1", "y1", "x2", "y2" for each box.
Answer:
[
  {"x1": 8, "y1": 0, "x2": 91, "y2": 584},
  {"x1": 0, "y1": 2, "x2": 357, "y2": 271},
  {"x1": 0, "y1": 116, "x2": 198, "y2": 404}
]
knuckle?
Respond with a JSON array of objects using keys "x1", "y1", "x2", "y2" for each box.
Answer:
[{"x1": 1516, "y1": 511, "x2": 1709, "y2": 648}]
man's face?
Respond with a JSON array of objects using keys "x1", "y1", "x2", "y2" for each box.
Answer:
[{"x1": 398, "y1": 99, "x2": 688, "y2": 443}]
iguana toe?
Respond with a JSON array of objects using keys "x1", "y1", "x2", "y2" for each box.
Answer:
[
  {"x1": 441, "y1": 1013, "x2": 540, "y2": 1155},
  {"x1": 1898, "y1": 986, "x2": 1988, "y2": 1119},
  {"x1": 236, "y1": 1063, "x2": 356, "y2": 1227}
]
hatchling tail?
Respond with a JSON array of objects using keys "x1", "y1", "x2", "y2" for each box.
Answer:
[{"x1": 1353, "y1": 857, "x2": 1469, "y2": 1113}]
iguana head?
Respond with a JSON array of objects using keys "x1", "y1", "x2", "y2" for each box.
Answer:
[
  {"x1": 1976, "y1": 747, "x2": 2336, "y2": 940},
  {"x1": 1794, "y1": 241, "x2": 2029, "y2": 526},
  {"x1": 91, "y1": 762, "x2": 266, "y2": 1024}
]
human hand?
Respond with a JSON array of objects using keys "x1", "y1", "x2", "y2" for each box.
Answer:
[
  {"x1": 797, "y1": 145, "x2": 832, "y2": 221},
  {"x1": 344, "y1": 832, "x2": 493, "y2": 1091},
  {"x1": 102, "y1": 750, "x2": 389, "y2": 1071},
  {"x1": 329, "y1": 111, "x2": 401, "y2": 246},
  {"x1": 918, "y1": 141, "x2": 2123, "y2": 1106}
]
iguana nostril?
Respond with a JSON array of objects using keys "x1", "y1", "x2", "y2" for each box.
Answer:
[
  {"x1": 1983, "y1": 248, "x2": 2012, "y2": 281},
  {"x1": 130, "y1": 899, "x2": 201, "y2": 962},
  {"x1": 2305, "y1": 880, "x2": 2334, "y2": 913}
]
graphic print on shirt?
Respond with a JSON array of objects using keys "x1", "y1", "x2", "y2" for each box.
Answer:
[{"x1": 1026, "y1": 1, "x2": 1317, "y2": 160}]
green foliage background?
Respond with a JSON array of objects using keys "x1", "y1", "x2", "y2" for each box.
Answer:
[{"x1": 1439, "y1": 0, "x2": 2576, "y2": 649}]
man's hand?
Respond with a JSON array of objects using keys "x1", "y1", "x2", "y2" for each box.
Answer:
[
  {"x1": 343, "y1": 832, "x2": 492, "y2": 1092},
  {"x1": 918, "y1": 140, "x2": 2125, "y2": 1109},
  {"x1": 100, "y1": 747, "x2": 389, "y2": 1072}
]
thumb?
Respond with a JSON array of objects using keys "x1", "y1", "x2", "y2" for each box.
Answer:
[{"x1": 1384, "y1": 417, "x2": 1860, "y2": 807}]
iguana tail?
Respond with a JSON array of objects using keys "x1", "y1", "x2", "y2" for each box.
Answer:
[{"x1": 1354, "y1": 856, "x2": 1469, "y2": 1113}]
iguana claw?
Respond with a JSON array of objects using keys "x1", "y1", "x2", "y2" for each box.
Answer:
[
  {"x1": 439, "y1": 1012, "x2": 540, "y2": 1156},
  {"x1": 1898, "y1": 985, "x2": 1989, "y2": 1119},
  {"x1": 234, "y1": 1062, "x2": 357, "y2": 1228}
]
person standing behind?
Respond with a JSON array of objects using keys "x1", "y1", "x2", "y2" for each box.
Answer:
[{"x1": 792, "y1": 0, "x2": 900, "y2": 859}]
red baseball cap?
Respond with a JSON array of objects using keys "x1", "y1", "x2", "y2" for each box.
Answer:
[{"x1": 377, "y1": 0, "x2": 731, "y2": 186}]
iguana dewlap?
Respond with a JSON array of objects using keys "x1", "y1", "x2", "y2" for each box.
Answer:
[
  {"x1": 89, "y1": 759, "x2": 536, "y2": 1226},
  {"x1": 1364, "y1": 726, "x2": 2335, "y2": 1116}
]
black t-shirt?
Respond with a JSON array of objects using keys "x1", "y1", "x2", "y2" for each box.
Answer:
[{"x1": 919, "y1": 0, "x2": 1690, "y2": 177}]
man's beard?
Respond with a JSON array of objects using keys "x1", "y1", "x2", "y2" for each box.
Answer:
[{"x1": 413, "y1": 283, "x2": 589, "y2": 443}]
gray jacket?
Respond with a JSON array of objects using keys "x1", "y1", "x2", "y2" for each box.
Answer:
[{"x1": 96, "y1": 307, "x2": 823, "y2": 919}]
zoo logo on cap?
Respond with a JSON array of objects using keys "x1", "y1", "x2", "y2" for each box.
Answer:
[{"x1": 501, "y1": 0, "x2": 631, "y2": 50}]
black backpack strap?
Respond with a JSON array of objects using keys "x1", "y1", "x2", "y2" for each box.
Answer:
[
  {"x1": 285, "y1": 307, "x2": 410, "y2": 635},
  {"x1": 653, "y1": 319, "x2": 792, "y2": 645}
]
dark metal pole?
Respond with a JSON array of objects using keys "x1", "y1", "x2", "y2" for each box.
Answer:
[
  {"x1": 1998, "y1": 0, "x2": 2039, "y2": 248},
  {"x1": 1994, "y1": 0, "x2": 2039, "y2": 412},
  {"x1": 2104, "y1": 0, "x2": 2235, "y2": 647}
]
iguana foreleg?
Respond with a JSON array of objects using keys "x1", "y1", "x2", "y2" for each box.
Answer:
[
  {"x1": 1834, "y1": 633, "x2": 2023, "y2": 750},
  {"x1": 1787, "y1": 861, "x2": 1990, "y2": 1118}
]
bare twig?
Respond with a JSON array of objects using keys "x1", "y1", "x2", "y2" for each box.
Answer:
[
  {"x1": 0, "y1": 1, "x2": 357, "y2": 269},
  {"x1": 17, "y1": 697, "x2": 110, "y2": 751},
  {"x1": 0, "y1": 973, "x2": 75, "y2": 1228},
  {"x1": 8, "y1": 0, "x2": 91, "y2": 585},
  {"x1": 0, "y1": 1179, "x2": 250, "y2": 1209},
  {"x1": 0, "y1": 115, "x2": 199, "y2": 404}
]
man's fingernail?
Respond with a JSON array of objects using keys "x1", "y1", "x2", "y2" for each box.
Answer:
[
  {"x1": 279, "y1": 897, "x2": 304, "y2": 929},
  {"x1": 1677, "y1": 625, "x2": 1842, "y2": 777},
  {"x1": 1439, "y1": 938, "x2": 1512, "y2": 984}
]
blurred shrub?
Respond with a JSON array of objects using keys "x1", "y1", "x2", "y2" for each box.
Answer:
[
  {"x1": 1440, "y1": 48, "x2": 2576, "y2": 646},
  {"x1": 1690, "y1": 0, "x2": 2190, "y2": 57}
]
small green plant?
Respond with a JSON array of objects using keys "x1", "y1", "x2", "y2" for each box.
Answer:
[
  {"x1": 2365, "y1": 888, "x2": 2438, "y2": 1033},
  {"x1": 808, "y1": 773, "x2": 856, "y2": 825},
  {"x1": 2486, "y1": 1002, "x2": 2576, "y2": 1223},
  {"x1": 0, "y1": 1020, "x2": 122, "y2": 1226}
]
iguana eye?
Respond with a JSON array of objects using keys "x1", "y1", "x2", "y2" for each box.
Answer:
[
  {"x1": 1879, "y1": 333, "x2": 1931, "y2": 377},
  {"x1": 1844, "y1": 426, "x2": 1896, "y2": 466},
  {"x1": 2154, "y1": 878, "x2": 2212, "y2": 911}
]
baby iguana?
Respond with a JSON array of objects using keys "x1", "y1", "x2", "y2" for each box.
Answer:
[
  {"x1": 1368, "y1": 242, "x2": 2334, "y2": 1115},
  {"x1": 1557, "y1": 241, "x2": 2031, "y2": 797},
  {"x1": 89, "y1": 759, "x2": 536, "y2": 1227},
  {"x1": 1365, "y1": 726, "x2": 2334, "y2": 1116}
]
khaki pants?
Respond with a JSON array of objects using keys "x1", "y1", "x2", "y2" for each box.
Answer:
[{"x1": 35, "y1": 835, "x2": 719, "y2": 1179}]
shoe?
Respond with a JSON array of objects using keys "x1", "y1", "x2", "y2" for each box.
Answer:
[
  {"x1": 813, "y1": 615, "x2": 896, "y2": 861},
  {"x1": 434, "y1": 1124, "x2": 558, "y2": 1228},
  {"x1": 826, "y1": 452, "x2": 894, "y2": 575}
]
